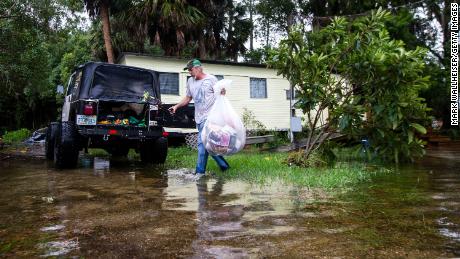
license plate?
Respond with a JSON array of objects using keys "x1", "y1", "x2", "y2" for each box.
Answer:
[{"x1": 77, "y1": 115, "x2": 97, "y2": 125}]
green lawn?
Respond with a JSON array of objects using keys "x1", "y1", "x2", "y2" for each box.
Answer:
[
  {"x1": 88, "y1": 145, "x2": 388, "y2": 190},
  {"x1": 164, "y1": 146, "x2": 389, "y2": 190}
]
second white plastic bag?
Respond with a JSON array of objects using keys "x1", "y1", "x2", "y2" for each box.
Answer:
[{"x1": 201, "y1": 79, "x2": 246, "y2": 156}]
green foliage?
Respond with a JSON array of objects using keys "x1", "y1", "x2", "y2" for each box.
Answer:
[
  {"x1": 144, "y1": 43, "x2": 165, "y2": 56},
  {"x1": 256, "y1": 0, "x2": 296, "y2": 46},
  {"x1": 55, "y1": 32, "x2": 93, "y2": 87},
  {"x1": 0, "y1": 0, "x2": 88, "y2": 129},
  {"x1": 384, "y1": 8, "x2": 419, "y2": 51},
  {"x1": 167, "y1": 147, "x2": 384, "y2": 189},
  {"x1": 2, "y1": 129, "x2": 31, "y2": 144},
  {"x1": 241, "y1": 108, "x2": 267, "y2": 135},
  {"x1": 265, "y1": 130, "x2": 290, "y2": 149},
  {"x1": 225, "y1": 2, "x2": 253, "y2": 61},
  {"x1": 443, "y1": 128, "x2": 460, "y2": 140},
  {"x1": 420, "y1": 63, "x2": 449, "y2": 125},
  {"x1": 285, "y1": 150, "x2": 327, "y2": 168},
  {"x1": 243, "y1": 47, "x2": 272, "y2": 64},
  {"x1": 303, "y1": 0, "x2": 450, "y2": 124},
  {"x1": 268, "y1": 9, "x2": 430, "y2": 164},
  {"x1": 0, "y1": 0, "x2": 54, "y2": 129}
]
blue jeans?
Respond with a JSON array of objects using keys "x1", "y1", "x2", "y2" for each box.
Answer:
[{"x1": 196, "y1": 121, "x2": 229, "y2": 174}]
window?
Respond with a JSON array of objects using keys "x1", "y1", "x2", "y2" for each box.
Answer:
[
  {"x1": 250, "y1": 78, "x2": 267, "y2": 98},
  {"x1": 159, "y1": 72, "x2": 179, "y2": 95},
  {"x1": 65, "y1": 73, "x2": 75, "y2": 96},
  {"x1": 66, "y1": 70, "x2": 82, "y2": 96},
  {"x1": 286, "y1": 89, "x2": 300, "y2": 100}
]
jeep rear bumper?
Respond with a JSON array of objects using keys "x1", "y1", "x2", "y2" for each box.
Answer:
[{"x1": 77, "y1": 126, "x2": 164, "y2": 139}]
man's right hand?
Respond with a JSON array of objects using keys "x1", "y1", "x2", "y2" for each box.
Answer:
[{"x1": 168, "y1": 105, "x2": 177, "y2": 114}]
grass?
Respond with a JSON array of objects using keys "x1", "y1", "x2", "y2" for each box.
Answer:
[
  {"x1": 86, "y1": 145, "x2": 389, "y2": 190},
  {"x1": 166, "y1": 146, "x2": 389, "y2": 190},
  {"x1": 1, "y1": 129, "x2": 31, "y2": 144},
  {"x1": 88, "y1": 148, "x2": 110, "y2": 157},
  {"x1": 0, "y1": 240, "x2": 16, "y2": 254}
]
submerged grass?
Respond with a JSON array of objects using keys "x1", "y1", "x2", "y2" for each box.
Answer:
[
  {"x1": 85, "y1": 146, "x2": 388, "y2": 189},
  {"x1": 166, "y1": 147, "x2": 389, "y2": 189}
]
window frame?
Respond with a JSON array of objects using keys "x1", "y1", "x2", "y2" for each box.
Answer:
[
  {"x1": 285, "y1": 88, "x2": 300, "y2": 100},
  {"x1": 250, "y1": 77, "x2": 267, "y2": 99},
  {"x1": 65, "y1": 69, "x2": 82, "y2": 98},
  {"x1": 159, "y1": 72, "x2": 180, "y2": 95}
]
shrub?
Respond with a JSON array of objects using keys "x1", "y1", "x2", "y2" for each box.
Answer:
[
  {"x1": 2, "y1": 129, "x2": 31, "y2": 144},
  {"x1": 242, "y1": 108, "x2": 266, "y2": 136},
  {"x1": 285, "y1": 150, "x2": 327, "y2": 168},
  {"x1": 268, "y1": 9, "x2": 429, "y2": 164}
]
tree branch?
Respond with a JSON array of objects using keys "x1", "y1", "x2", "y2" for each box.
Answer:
[{"x1": 0, "y1": 15, "x2": 18, "y2": 19}]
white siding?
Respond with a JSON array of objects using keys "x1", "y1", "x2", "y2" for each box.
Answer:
[{"x1": 121, "y1": 55, "x2": 294, "y2": 130}]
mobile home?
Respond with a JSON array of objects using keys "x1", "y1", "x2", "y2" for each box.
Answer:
[{"x1": 118, "y1": 53, "x2": 301, "y2": 133}]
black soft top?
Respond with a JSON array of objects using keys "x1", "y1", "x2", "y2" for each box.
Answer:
[{"x1": 76, "y1": 62, "x2": 160, "y2": 103}]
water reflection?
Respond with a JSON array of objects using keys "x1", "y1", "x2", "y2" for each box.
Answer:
[
  {"x1": 423, "y1": 144, "x2": 460, "y2": 256},
  {"x1": 1, "y1": 146, "x2": 460, "y2": 257},
  {"x1": 193, "y1": 177, "x2": 247, "y2": 257},
  {"x1": 163, "y1": 169, "x2": 317, "y2": 257},
  {"x1": 80, "y1": 156, "x2": 111, "y2": 177},
  {"x1": 38, "y1": 239, "x2": 79, "y2": 257},
  {"x1": 93, "y1": 157, "x2": 110, "y2": 176}
]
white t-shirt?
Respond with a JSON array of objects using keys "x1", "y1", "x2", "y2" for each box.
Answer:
[{"x1": 186, "y1": 74, "x2": 218, "y2": 124}]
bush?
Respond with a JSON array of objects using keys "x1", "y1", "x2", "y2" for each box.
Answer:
[
  {"x1": 2, "y1": 129, "x2": 31, "y2": 144},
  {"x1": 268, "y1": 9, "x2": 429, "y2": 164},
  {"x1": 444, "y1": 128, "x2": 460, "y2": 140},
  {"x1": 285, "y1": 150, "x2": 327, "y2": 168}
]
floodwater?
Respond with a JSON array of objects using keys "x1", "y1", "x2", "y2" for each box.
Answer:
[{"x1": 0, "y1": 144, "x2": 459, "y2": 258}]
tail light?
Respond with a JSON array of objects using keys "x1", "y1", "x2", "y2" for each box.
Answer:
[
  {"x1": 83, "y1": 103, "x2": 95, "y2": 115},
  {"x1": 162, "y1": 131, "x2": 169, "y2": 137}
]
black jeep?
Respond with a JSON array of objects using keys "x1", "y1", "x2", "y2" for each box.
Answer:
[{"x1": 46, "y1": 62, "x2": 168, "y2": 168}]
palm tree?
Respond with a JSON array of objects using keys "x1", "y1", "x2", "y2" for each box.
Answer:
[
  {"x1": 227, "y1": 4, "x2": 251, "y2": 61},
  {"x1": 84, "y1": 0, "x2": 115, "y2": 63},
  {"x1": 121, "y1": 0, "x2": 203, "y2": 56},
  {"x1": 188, "y1": 0, "x2": 228, "y2": 59}
]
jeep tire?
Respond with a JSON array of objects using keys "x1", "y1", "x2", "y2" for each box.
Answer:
[
  {"x1": 54, "y1": 122, "x2": 80, "y2": 168},
  {"x1": 140, "y1": 137, "x2": 168, "y2": 164},
  {"x1": 45, "y1": 122, "x2": 59, "y2": 160}
]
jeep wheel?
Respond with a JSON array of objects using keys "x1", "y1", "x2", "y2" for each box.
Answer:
[
  {"x1": 54, "y1": 122, "x2": 80, "y2": 168},
  {"x1": 45, "y1": 122, "x2": 59, "y2": 160},
  {"x1": 140, "y1": 137, "x2": 168, "y2": 164}
]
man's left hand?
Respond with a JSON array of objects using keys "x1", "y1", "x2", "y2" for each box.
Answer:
[{"x1": 220, "y1": 88, "x2": 226, "y2": 95}]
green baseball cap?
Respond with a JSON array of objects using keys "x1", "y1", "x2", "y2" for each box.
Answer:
[{"x1": 183, "y1": 59, "x2": 202, "y2": 70}]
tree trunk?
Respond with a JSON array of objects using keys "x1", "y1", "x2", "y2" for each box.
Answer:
[
  {"x1": 441, "y1": 0, "x2": 449, "y2": 66},
  {"x1": 249, "y1": 0, "x2": 254, "y2": 51},
  {"x1": 287, "y1": 12, "x2": 295, "y2": 32},
  {"x1": 154, "y1": 31, "x2": 161, "y2": 46},
  {"x1": 198, "y1": 34, "x2": 207, "y2": 59},
  {"x1": 227, "y1": 11, "x2": 234, "y2": 59},
  {"x1": 100, "y1": 0, "x2": 114, "y2": 64},
  {"x1": 265, "y1": 20, "x2": 269, "y2": 47}
]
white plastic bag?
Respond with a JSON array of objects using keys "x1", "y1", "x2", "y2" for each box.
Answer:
[{"x1": 202, "y1": 79, "x2": 246, "y2": 155}]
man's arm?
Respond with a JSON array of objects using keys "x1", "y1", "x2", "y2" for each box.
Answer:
[{"x1": 169, "y1": 96, "x2": 192, "y2": 114}]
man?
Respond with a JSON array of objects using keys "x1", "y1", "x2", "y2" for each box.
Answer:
[{"x1": 169, "y1": 59, "x2": 229, "y2": 175}]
